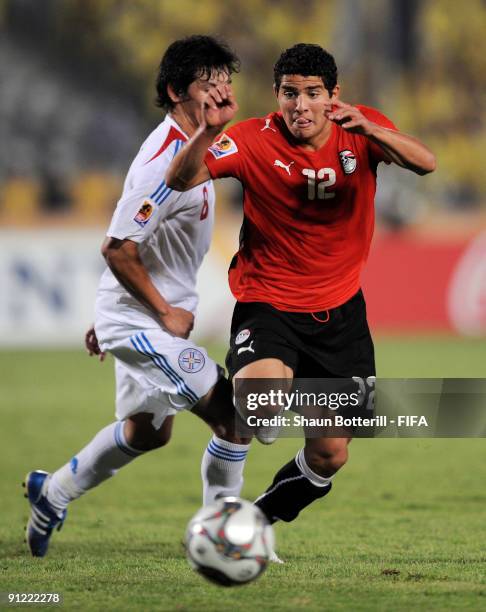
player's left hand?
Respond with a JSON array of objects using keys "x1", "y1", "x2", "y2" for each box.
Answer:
[
  {"x1": 202, "y1": 84, "x2": 238, "y2": 131},
  {"x1": 326, "y1": 99, "x2": 375, "y2": 136},
  {"x1": 85, "y1": 326, "x2": 106, "y2": 362},
  {"x1": 159, "y1": 306, "x2": 194, "y2": 339}
]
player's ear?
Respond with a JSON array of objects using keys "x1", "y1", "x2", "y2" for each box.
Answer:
[
  {"x1": 273, "y1": 83, "x2": 279, "y2": 98},
  {"x1": 167, "y1": 83, "x2": 182, "y2": 104},
  {"x1": 330, "y1": 84, "x2": 340, "y2": 100}
]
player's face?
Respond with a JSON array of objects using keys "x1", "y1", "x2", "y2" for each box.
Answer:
[
  {"x1": 276, "y1": 75, "x2": 338, "y2": 148},
  {"x1": 180, "y1": 69, "x2": 231, "y2": 133}
]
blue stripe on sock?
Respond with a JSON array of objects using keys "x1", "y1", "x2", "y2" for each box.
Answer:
[
  {"x1": 210, "y1": 439, "x2": 248, "y2": 454},
  {"x1": 140, "y1": 332, "x2": 198, "y2": 403},
  {"x1": 114, "y1": 422, "x2": 140, "y2": 458},
  {"x1": 208, "y1": 441, "x2": 248, "y2": 459},
  {"x1": 207, "y1": 446, "x2": 247, "y2": 462}
]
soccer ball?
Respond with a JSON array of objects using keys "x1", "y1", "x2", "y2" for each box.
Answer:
[{"x1": 185, "y1": 497, "x2": 275, "y2": 587}]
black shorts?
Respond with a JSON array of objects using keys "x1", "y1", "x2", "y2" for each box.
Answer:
[{"x1": 226, "y1": 290, "x2": 375, "y2": 379}]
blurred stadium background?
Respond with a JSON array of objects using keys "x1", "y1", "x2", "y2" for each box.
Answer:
[
  {"x1": 1, "y1": 4, "x2": 485, "y2": 607},
  {"x1": 0, "y1": 0, "x2": 485, "y2": 349}
]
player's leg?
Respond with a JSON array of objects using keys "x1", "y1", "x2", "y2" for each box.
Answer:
[
  {"x1": 123, "y1": 412, "x2": 173, "y2": 450},
  {"x1": 226, "y1": 302, "x2": 297, "y2": 444},
  {"x1": 24, "y1": 324, "x2": 186, "y2": 557},
  {"x1": 197, "y1": 302, "x2": 296, "y2": 505},
  {"x1": 196, "y1": 298, "x2": 295, "y2": 504},
  {"x1": 196, "y1": 358, "x2": 294, "y2": 505},
  {"x1": 198, "y1": 301, "x2": 296, "y2": 509},
  {"x1": 45, "y1": 413, "x2": 174, "y2": 511},
  {"x1": 254, "y1": 435, "x2": 351, "y2": 523},
  {"x1": 192, "y1": 376, "x2": 252, "y2": 505},
  {"x1": 44, "y1": 344, "x2": 182, "y2": 505},
  {"x1": 121, "y1": 330, "x2": 253, "y2": 505},
  {"x1": 124, "y1": 329, "x2": 252, "y2": 506},
  {"x1": 24, "y1": 412, "x2": 174, "y2": 557},
  {"x1": 235, "y1": 358, "x2": 293, "y2": 380},
  {"x1": 254, "y1": 290, "x2": 374, "y2": 524}
]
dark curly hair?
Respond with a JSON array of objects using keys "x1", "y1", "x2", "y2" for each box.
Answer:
[
  {"x1": 274, "y1": 44, "x2": 338, "y2": 96},
  {"x1": 156, "y1": 35, "x2": 240, "y2": 109}
]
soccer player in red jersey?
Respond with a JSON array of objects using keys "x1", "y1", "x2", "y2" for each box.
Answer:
[{"x1": 167, "y1": 44, "x2": 435, "y2": 527}]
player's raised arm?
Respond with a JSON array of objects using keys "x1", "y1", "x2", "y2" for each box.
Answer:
[
  {"x1": 327, "y1": 99, "x2": 436, "y2": 175},
  {"x1": 166, "y1": 84, "x2": 238, "y2": 191}
]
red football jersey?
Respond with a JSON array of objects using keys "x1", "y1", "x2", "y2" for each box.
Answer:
[{"x1": 205, "y1": 106, "x2": 396, "y2": 312}]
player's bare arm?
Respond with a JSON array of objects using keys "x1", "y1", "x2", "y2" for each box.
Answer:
[
  {"x1": 166, "y1": 84, "x2": 238, "y2": 191},
  {"x1": 101, "y1": 237, "x2": 194, "y2": 338},
  {"x1": 327, "y1": 99, "x2": 436, "y2": 175}
]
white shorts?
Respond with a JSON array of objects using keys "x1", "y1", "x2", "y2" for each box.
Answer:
[{"x1": 95, "y1": 317, "x2": 220, "y2": 430}]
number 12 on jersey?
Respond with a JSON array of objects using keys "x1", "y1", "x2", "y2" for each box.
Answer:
[{"x1": 302, "y1": 168, "x2": 336, "y2": 200}]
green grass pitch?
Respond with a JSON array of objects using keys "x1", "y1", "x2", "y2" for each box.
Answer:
[{"x1": 1, "y1": 337, "x2": 485, "y2": 611}]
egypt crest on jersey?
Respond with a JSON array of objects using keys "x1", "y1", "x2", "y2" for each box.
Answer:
[{"x1": 339, "y1": 149, "x2": 357, "y2": 175}]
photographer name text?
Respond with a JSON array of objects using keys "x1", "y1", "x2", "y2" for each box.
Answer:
[{"x1": 246, "y1": 415, "x2": 429, "y2": 428}]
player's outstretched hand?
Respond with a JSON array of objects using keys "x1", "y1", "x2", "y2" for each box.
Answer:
[
  {"x1": 85, "y1": 326, "x2": 106, "y2": 362},
  {"x1": 326, "y1": 99, "x2": 374, "y2": 136},
  {"x1": 202, "y1": 84, "x2": 238, "y2": 131},
  {"x1": 160, "y1": 307, "x2": 194, "y2": 339}
]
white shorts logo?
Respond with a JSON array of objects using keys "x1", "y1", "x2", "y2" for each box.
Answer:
[
  {"x1": 235, "y1": 328, "x2": 251, "y2": 345},
  {"x1": 178, "y1": 348, "x2": 205, "y2": 373}
]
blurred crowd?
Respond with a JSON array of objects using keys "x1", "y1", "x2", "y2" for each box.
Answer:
[{"x1": 1, "y1": 0, "x2": 485, "y2": 229}]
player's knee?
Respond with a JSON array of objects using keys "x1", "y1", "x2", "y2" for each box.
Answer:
[
  {"x1": 133, "y1": 429, "x2": 171, "y2": 451},
  {"x1": 327, "y1": 448, "x2": 348, "y2": 473},
  {"x1": 306, "y1": 445, "x2": 348, "y2": 477},
  {"x1": 219, "y1": 431, "x2": 252, "y2": 445},
  {"x1": 153, "y1": 427, "x2": 172, "y2": 448},
  {"x1": 125, "y1": 415, "x2": 173, "y2": 451}
]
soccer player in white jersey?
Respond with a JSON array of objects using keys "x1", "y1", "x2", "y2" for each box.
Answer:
[{"x1": 24, "y1": 36, "x2": 251, "y2": 557}]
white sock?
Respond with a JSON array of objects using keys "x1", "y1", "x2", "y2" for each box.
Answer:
[
  {"x1": 201, "y1": 435, "x2": 250, "y2": 505},
  {"x1": 295, "y1": 448, "x2": 333, "y2": 487},
  {"x1": 47, "y1": 421, "x2": 144, "y2": 513}
]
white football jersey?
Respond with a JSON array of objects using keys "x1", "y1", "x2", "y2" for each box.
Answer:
[{"x1": 96, "y1": 114, "x2": 215, "y2": 330}]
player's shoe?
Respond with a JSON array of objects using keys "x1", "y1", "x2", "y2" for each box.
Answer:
[
  {"x1": 264, "y1": 520, "x2": 284, "y2": 563},
  {"x1": 268, "y1": 548, "x2": 285, "y2": 564},
  {"x1": 23, "y1": 470, "x2": 66, "y2": 557},
  {"x1": 255, "y1": 406, "x2": 284, "y2": 445},
  {"x1": 255, "y1": 425, "x2": 280, "y2": 445}
]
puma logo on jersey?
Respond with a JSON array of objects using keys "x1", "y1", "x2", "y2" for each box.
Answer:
[
  {"x1": 274, "y1": 159, "x2": 294, "y2": 175},
  {"x1": 261, "y1": 118, "x2": 276, "y2": 132},
  {"x1": 237, "y1": 341, "x2": 255, "y2": 355}
]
